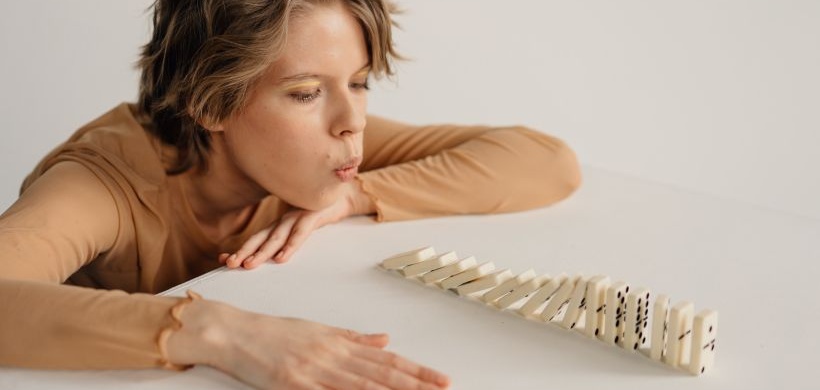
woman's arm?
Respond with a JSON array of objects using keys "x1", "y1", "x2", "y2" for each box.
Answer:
[
  {"x1": 0, "y1": 161, "x2": 186, "y2": 368},
  {"x1": 357, "y1": 115, "x2": 582, "y2": 221}
]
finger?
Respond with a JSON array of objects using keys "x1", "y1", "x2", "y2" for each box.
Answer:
[
  {"x1": 317, "y1": 366, "x2": 390, "y2": 390},
  {"x1": 273, "y1": 215, "x2": 318, "y2": 263},
  {"x1": 341, "y1": 355, "x2": 445, "y2": 390},
  {"x1": 229, "y1": 227, "x2": 272, "y2": 268},
  {"x1": 244, "y1": 214, "x2": 299, "y2": 269},
  {"x1": 350, "y1": 346, "x2": 450, "y2": 388},
  {"x1": 218, "y1": 253, "x2": 230, "y2": 264}
]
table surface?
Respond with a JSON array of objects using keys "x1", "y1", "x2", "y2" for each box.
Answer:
[{"x1": 2, "y1": 166, "x2": 818, "y2": 389}]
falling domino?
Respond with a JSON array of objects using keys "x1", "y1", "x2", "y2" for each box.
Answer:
[
  {"x1": 603, "y1": 282, "x2": 630, "y2": 346},
  {"x1": 664, "y1": 301, "x2": 694, "y2": 368},
  {"x1": 584, "y1": 275, "x2": 610, "y2": 339},
  {"x1": 650, "y1": 294, "x2": 670, "y2": 361},
  {"x1": 401, "y1": 251, "x2": 459, "y2": 277},
  {"x1": 688, "y1": 309, "x2": 718, "y2": 375},
  {"x1": 540, "y1": 275, "x2": 580, "y2": 322},
  {"x1": 440, "y1": 262, "x2": 496, "y2": 290},
  {"x1": 482, "y1": 269, "x2": 537, "y2": 304},
  {"x1": 495, "y1": 274, "x2": 551, "y2": 310},
  {"x1": 381, "y1": 246, "x2": 436, "y2": 270},
  {"x1": 623, "y1": 287, "x2": 650, "y2": 351},
  {"x1": 456, "y1": 269, "x2": 513, "y2": 296},
  {"x1": 560, "y1": 276, "x2": 589, "y2": 330},
  {"x1": 421, "y1": 256, "x2": 477, "y2": 284},
  {"x1": 518, "y1": 273, "x2": 568, "y2": 318}
]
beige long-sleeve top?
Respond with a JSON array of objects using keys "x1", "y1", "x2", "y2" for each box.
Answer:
[{"x1": 0, "y1": 103, "x2": 580, "y2": 369}]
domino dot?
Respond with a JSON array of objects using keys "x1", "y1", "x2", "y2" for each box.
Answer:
[
  {"x1": 633, "y1": 342, "x2": 638, "y2": 350},
  {"x1": 625, "y1": 286, "x2": 630, "y2": 293},
  {"x1": 615, "y1": 336, "x2": 620, "y2": 343}
]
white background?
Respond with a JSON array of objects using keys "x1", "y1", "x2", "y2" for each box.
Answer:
[{"x1": 1, "y1": 0, "x2": 818, "y2": 218}]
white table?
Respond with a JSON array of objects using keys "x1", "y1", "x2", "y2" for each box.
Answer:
[{"x1": 2, "y1": 166, "x2": 818, "y2": 389}]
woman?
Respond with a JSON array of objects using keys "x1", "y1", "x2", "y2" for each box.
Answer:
[{"x1": 0, "y1": 0, "x2": 581, "y2": 389}]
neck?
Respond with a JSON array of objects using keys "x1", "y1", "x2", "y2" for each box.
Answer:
[{"x1": 179, "y1": 134, "x2": 269, "y2": 241}]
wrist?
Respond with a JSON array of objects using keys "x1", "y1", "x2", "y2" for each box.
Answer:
[{"x1": 165, "y1": 298, "x2": 235, "y2": 369}]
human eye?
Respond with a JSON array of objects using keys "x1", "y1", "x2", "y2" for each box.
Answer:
[
  {"x1": 289, "y1": 89, "x2": 322, "y2": 104},
  {"x1": 349, "y1": 78, "x2": 370, "y2": 91}
]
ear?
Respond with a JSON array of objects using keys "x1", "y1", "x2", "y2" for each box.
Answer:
[{"x1": 198, "y1": 116, "x2": 225, "y2": 132}]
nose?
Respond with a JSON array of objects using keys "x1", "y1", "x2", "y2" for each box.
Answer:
[{"x1": 329, "y1": 89, "x2": 366, "y2": 138}]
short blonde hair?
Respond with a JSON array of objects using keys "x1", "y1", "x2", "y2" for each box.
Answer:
[{"x1": 137, "y1": 0, "x2": 400, "y2": 174}]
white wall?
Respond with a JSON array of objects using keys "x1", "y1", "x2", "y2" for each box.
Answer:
[{"x1": 2, "y1": 1, "x2": 818, "y2": 219}]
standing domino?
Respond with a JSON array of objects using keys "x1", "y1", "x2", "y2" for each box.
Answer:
[
  {"x1": 650, "y1": 294, "x2": 670, "y2": 360},
  {"x1": 688, "y1": 309, "x2": 718, "y2": 375},
  {"x1": 519, "y1": 273, "x2": 568, "y2": 318},
  {"x1": 603, "y1": 282, "x2": 630, "y2": 345},
  {"x1": 421, "y1": 257, "x2": 477, "y2": 283},
  {"x1": 482, "y1": 269, "x2": 537, "y2": 304},
  {"x1": 585, "y1": 275, "x2": 611, "y2": 339},
  {"x1": 401, "y1": 251, "x2": 458, "y2": 277},
  {"x1": 664, "y1": 301, "x2": 694, "y2": 368},
  {"x1": 495, "y1": 274, "x2": 551, "y2": 310},
  {"x1": 623, "y1": 287, "x2": 650, "y2": 351},
  {"x1": 440, "y1": 262, "x2": 496, "y2": 290},
  {"x1": 381, "y1": 246, "x2": 436, "y2": 270},
  {"x1": 540, "y1": 275, "x2": 580, "y2": 322},
  {"x1": 456, "y1": 269, "x2": 513, "y2": 296},
  {"x1": 560, "y1": 277, "x2": 589, "y2": 330}
]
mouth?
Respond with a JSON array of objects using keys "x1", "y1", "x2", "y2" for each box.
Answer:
[{"x1": 334, "y1": 156, "x2": 362, "y2": 182}]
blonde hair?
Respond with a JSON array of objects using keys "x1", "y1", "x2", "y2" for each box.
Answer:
[{"x1": 137, "y1": 0, "x2": 400, "y2": 174}]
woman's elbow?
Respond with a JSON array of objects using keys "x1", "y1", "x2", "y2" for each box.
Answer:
[{"x1": 514, "y1": 126, "x2": 583, "y2": 208}]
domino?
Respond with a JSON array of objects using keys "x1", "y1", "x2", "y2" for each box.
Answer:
[
  {"x1": 421, "y1": 256, "x2": 477, "y2": 284},
  {"x1": 540, "y1": 275, "x2": 580, "y2": 322},
  {"x1": 401, "y1": 251, "x2": 459, "y2": 277},
  {"x1": 381, "y1": 246, "x2": 436, "y2": 270},
  {"x1": 688, "y1": 309, "x2": 718, "y2": 375},
  {"x1": 440, "y1": 261, "x2": 496, "y2": 290},
  {"x1": 456, "y1": 269, "x2": 513, "y2": 296},
  {"x1": 518, "y1": 273, "x2": 568, "y2": 318},
  {"x1": 482, "y1": 269, "x2": 537, "y2": 304},
  {"x1": 584, "y1": 275, "x2": 611, "y2": 339},
  {"x1": 559, "y1": 276, "x2": 590, "y2": 330},
  {"x1": 650, "y1": 294, "x2": 670, "y2": 361},
  {"x1": 379, "y1": 247, "x2": 720, "y2": 376},
  {"x1": 623, "y1": 287, "x2": 650, "y2": 351},
  {"x1": 664, "y1": 301, "x2": 694, "y2": 368},
  {"x1": 603, "y1": 282, "x2": 630, "y2": 345},
  {"x1": 495, "y1": 274, "x2": 551, "y2": 310}
]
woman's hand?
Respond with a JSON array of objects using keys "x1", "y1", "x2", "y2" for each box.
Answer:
[
  {"x1": 220, "y1": 179, "x2": 376, "y2": 269},
  {"x1": 167, "y1": 299, "x2": 450, "y2": 390}
]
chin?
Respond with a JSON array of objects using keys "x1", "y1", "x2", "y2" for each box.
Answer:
[{"x1": 289, "y1": 187, "x2": 342, "y2": 211}]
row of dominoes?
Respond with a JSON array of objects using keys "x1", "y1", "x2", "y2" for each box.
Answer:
[{"x1": 379, "y1": 247, "x2": 718, "y2": 375}]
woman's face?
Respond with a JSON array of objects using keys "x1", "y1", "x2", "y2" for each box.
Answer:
[{"x1": 218, "y1": 2, "x2": 369, "y2": 210}]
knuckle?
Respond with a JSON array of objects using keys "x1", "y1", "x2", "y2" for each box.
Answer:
[{"x1": 385, "y1": 352, "x2": 401, "y2": 368}]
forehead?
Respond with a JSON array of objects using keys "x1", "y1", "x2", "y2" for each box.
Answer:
[{"x1": 267, "y1": 2, "x2": 369, "y2": 78}]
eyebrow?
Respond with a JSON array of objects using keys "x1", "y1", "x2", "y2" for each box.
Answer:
[{"x1": 278, "y1": 64, "x2": 372, "y2": 83}]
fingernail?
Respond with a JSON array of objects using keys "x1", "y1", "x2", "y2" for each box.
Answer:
[{"x1": 227, "y1": 254, "x2": 237, "y2": 267}]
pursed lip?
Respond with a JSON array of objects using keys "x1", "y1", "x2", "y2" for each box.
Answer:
[
  {"x1": 334, "y1": 156, "x2": 362, "y2": 182},
  {"x1": 335, "y1": 156, "x2": 362, "y2": 172}
]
